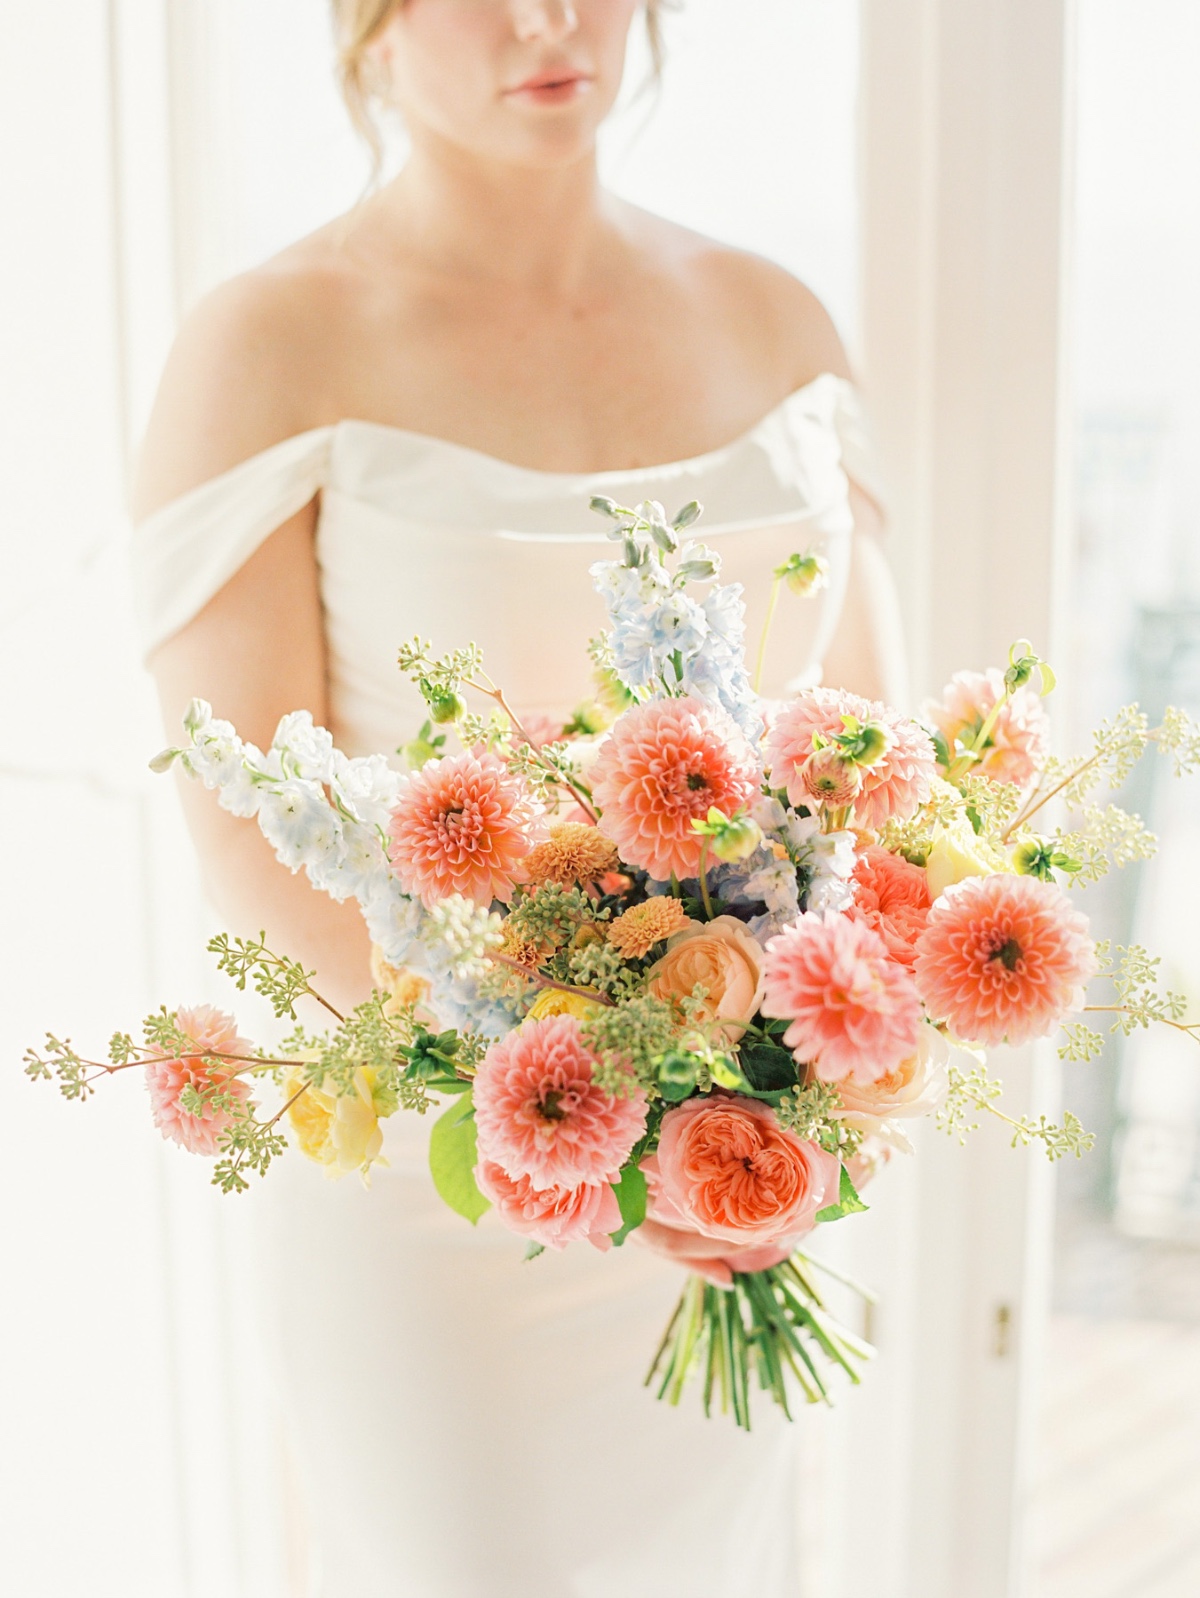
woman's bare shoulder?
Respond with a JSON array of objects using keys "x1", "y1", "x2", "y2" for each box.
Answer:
[
  {"x1": 624, "y1": 207, "x2": 853, "y2": 392},
  {"x1": 133, "y1": 227, "x2": 366, "y2": 520}
]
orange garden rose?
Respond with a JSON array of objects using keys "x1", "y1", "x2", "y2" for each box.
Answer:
[
  {"x1": 644, "y1": 1093, "x2": 839, "y2": 1250},
  {"x1": 646, "y1": 915, "x2": 766, "y2": 1043}
]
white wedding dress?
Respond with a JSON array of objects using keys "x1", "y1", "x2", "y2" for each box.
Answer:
[{"x1": 133, "y1": 372, "x2": 878, "y2": 1598}]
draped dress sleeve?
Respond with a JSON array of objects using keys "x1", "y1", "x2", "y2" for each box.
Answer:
[{"x1": 131, "y1": 427, "x2": 334, "y2": 658}]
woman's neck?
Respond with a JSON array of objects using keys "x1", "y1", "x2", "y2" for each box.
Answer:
[{"x1": 371, "y1": 131, "x2": 616, "y2": 297}]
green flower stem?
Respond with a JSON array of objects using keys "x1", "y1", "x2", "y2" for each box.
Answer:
[
  {"x1": 645, "y1": 1253, "x2": 874, "y2": 1431},
  {"x1": 1002, "y1": 743, "x2": 1110, "y2": 840},
  {"x1": 698, "y1": 837, "x2": 716, "y2": 921},
  {"x1": 1084, "y1": 1004, "x2": 1200, "y2": 1044},
  {"x1": 752, "y1": 574, "x2": 783, "y2": 695},
  {"x1": 467, "y1": 670, "x2": 599, "y2": 823},
  {"x1": 792, "y1": 1248, "x2": 879, "y2": 1305}
]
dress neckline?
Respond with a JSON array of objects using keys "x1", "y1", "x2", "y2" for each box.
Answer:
[
  {"x1": 332, "y1": 370, "x2": 850, "y2": 486},
  {"x1": 132, "y1": 371, "x2": 863, "y2": 539}
]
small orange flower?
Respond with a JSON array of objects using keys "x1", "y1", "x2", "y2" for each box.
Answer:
[
  {"x1": 607, "y1": 897, "x2": 689, "y2": 960},
  {"x1": 523, "y1": 823, "x2": 620, "y2": 889}
]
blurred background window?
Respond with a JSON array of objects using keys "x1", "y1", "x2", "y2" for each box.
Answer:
[{"x1": 1033, "y1": 2, "x2": 1200, "y2": 1593}]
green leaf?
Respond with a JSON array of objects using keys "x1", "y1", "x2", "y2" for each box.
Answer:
[
  {"x1": 816, "y1": 1165, "x2": 869, "y2": 1225},
  {"x1": 428, "y1": 1090, "x2": 490, "y2": 1225},
  {"x1": 609, "y1": 1164, "x2": 648, "y2": 1247},
  {"x1": 738, "y1": 1041, "x2": 800, "y2": 1100}
]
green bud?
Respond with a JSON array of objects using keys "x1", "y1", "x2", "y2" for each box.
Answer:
[
  {"x1": 775, "y1": 551, "x2": 830, "y2": 598},
  {"x1": 709, "y1": 1053, "x2": 750, "y2": 1092},
  {"x1": 426, "y1": 687, "x2": 467, "y2": 725},
  {"x1": 709, "y1": 812, "x2": 763, "y2": 864},
  {"x1": 657, "y1": 1050, "x2": 701, "y2": 1102},
  {"x1": 677, "y1": 558, "x2": 717, "y2": 582},
  {"x1": 836, "y1": 717, "x2": 891, "y2": 768},
  {"x1": 402, "y1": 737, "x2": 442, "y2": 771},
  {"x1": 564, "y1": 700, "x2": 607, "y2": 737},
  {"x1": 1012, "y1": 837, "x2": 1055, "y2": 879},
  {"x1": 183, "y1": 697, "x2": 210, "y2": 736},
  {"x1": 149, "y1": 747, "x2": 179, "y2": 774},
  {"x1": 593, "y1": 665, "x2": 635, "y2": 721},
  {"x1": 672, "y1": 500, "x2": 702, "y2": 530},
  {"x1": 1005, "y1": 639, "x2": 1057, "y2": 696},
  {"x1": 590, "y1": 495, "x2": 622, "y2": 519}
]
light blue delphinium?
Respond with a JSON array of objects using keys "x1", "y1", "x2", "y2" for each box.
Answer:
[{"x1": 589, "y1": 498, "x2": 764, "y2": 747}]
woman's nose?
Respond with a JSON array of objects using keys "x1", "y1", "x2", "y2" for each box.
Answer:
[{"x1": 510, "y1": 0, "x2": 579, "y2": 45}]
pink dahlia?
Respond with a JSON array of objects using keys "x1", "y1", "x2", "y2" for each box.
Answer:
[
  {"x1": 913, "y1": 873, "x2": 1096, "y2": 1046},
  {"x1": 643, "y1": 1093, "x2": 839, "y2": 1247},
  {"x1": 765, "y1": 687, "x2": 937, "y2": 830},
  {"x1": 590, "y1": 697, "x2": 761, "y2": 882},
  {"x1": 475, "y1": 1161, "x2": 620, "y2": 1252},
  {"x1": 473, "y1": 1014, "x2": 647, "y2": 1189},
  {"x1": 144, "y1": 1004, "x2": 255, "y2": 1157},
  {"x1": 386, "y1": 748, "x2": 547, "y2": 909},
  {"x1": 848, "y1": 844, "x2": 932, "y2": 971},
  {"x1": 926, "y1": 668, "x2": 1050, "y2": 785},
  {"x1": 761, "y1": 913, "x2": 924, "y2": 1084}
]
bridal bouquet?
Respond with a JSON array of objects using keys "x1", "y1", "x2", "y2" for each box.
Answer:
[{"x1": 29, "y1": 497, "x2": 1200, "y2": 1428}]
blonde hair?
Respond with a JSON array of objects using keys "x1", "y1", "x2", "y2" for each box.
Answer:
[{"x1": 332, "y1": 1, "x2": 672, "y2": 168}]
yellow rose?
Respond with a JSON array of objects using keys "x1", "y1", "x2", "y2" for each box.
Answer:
[
  {"x1": 924, "y1": 822, "x2": 1006, "y2": 900},
  {"x1": 370, "y1": 945, "x2": 434, "y2": 1022},
  {"x1": 283, "y1": 1066, "x2": 386, "y2": 1181},
  {"x1": 527, "y1": 987, "x2": 604, "y2": 1022},
  {"x1": 646, "y1": 916, "x2": 766, "y2": 1043}
]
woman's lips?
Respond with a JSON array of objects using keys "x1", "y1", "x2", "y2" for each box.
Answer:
[{"x1": 504, "y1": 72, "x2": 593, "y2": 107}]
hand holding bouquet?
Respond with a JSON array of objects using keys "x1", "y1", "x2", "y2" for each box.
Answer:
[{"x1": 30, "y1": 497, "x2": 1200, "y2": 1427}]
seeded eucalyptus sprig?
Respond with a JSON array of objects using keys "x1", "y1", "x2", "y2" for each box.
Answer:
[
  {"x1": 208, "y1": 932, "x2": 344, "y2": 1022},
  {"x1": 938, "y1": 1057, "x2": 1094, "y2": 1159},
  {"x1": 1056, "y1": 941, "x2": 1200, "y2": 1064},
  {"x1": 396, "y1": 636, "x2": 599, "y2": 820}
]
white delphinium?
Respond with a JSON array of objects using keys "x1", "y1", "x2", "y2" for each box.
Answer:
[
  {"x1": 272, "y1": 710, "x2": 335, "y2": 783},
  {"x1": 158, "y1": 697, "x2": 424, "y2": 938},
  {"x1": 310, "y1": 819, "x2": 388, "y2": 904},
  {"x1": 257, "y1": 778, "x2": 343, "y2": 871},
  {"x1": 786, "y1": 813, "x2": 858, "y2": 913},
  {"x1": 362, "y1": 876, "x2": 425, "y2": 968},
  {"x1": 330, "y1": 749, "x2": 406, "y2": 829}
]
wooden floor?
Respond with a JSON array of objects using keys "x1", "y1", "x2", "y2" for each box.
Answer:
[{"x1": 1031, "y1": 1314, "x2": 1200, "y2": 1597}]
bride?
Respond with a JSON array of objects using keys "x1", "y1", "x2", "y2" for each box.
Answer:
[{"x1": 134, "y1": 2, "x2": 898, "y2": 1593}]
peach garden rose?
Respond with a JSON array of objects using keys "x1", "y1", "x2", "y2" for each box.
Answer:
[
  {"x1": 832, "y1": 1021, "x2": 952, "y2": 1153},
  {"x1": 646, "y1": 914, "x2": 766, "y2": 1043},
  {"x1": 643, "y1": 1093, "x2": 840, "y2": 1251}
]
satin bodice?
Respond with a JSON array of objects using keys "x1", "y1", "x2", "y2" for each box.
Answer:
[{"x1": 132, "y1": 373, "x2": 879, "y2": 755}]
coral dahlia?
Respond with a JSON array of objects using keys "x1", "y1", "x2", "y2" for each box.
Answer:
[
  {"x1": 386, "y1": 748, "x2": 547, "y2": 909},
  {"x1": 474, "y1": 1161, "x2": 621, "y2": 1251},
  {"x1": 848, "y1": 844, "x2": 933, "y2": 971},
  {"x1": 590, "y1": 697, "x2": 762, "y2": 883},
  {"x1": 925, "y1": 668, "x2": 1050, "y2": 785},
  {"x1": 473, "y1": 1014, "x2": 647, "y2": 1189},
  {"x1": 761, "y1": 913, "x2": 924, "y2": 1084},
  {"x1": 913, "y1": 873, "x2": 1096, "y2": 1046},
  {"x1": 765, "y1": 687, "x2": 937, "y2": 830},
  {"x1": 144, "y1": 1004, "x2": 255, "y2": 1157}
]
